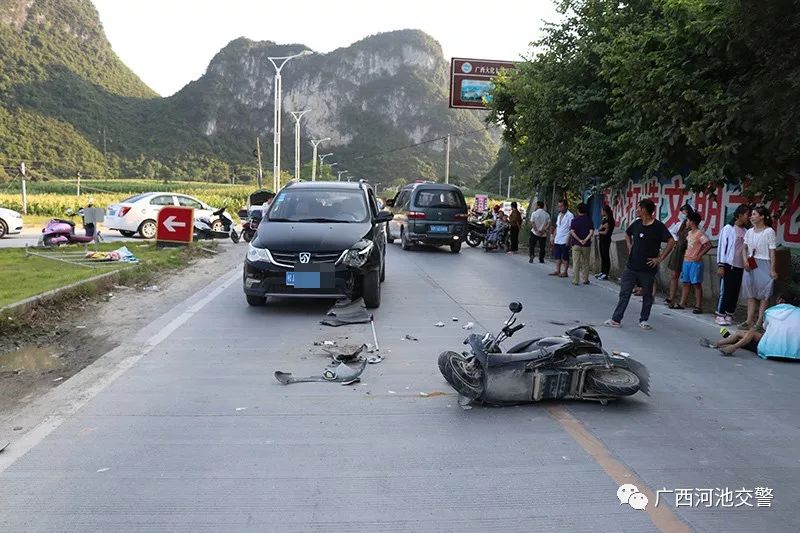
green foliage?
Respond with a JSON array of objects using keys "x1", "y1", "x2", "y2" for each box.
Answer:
[{"x1": 489, "y1": 0, "x2": 800, "y2": 201}]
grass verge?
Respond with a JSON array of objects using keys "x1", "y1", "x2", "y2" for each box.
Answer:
[{"x1": 0, "y1": 242, "x2": 212, "y2": 309}]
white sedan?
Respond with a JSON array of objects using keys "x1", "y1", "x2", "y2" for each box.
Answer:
[
  {"x1": 0, "y1": 206, "x2": 24, "y2": 238},
  {"x1": 105, "y1": 192, "x2": 219, "y2": 239}
]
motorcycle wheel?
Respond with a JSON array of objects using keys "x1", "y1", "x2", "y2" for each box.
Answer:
[
  {"x1": 242, "y1": 230, "x2": 254, "y2": 243},
  {"x1": 438, "y1": 351, "x2": 483, "y2": 399},
  {"x1": 466, "y1": 232, "x2": 482, "y2": 247},
  {"x1": 586, "y1": 368, "x2": 640, "y2": 396}
]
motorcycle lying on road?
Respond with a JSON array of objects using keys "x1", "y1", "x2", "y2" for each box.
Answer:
[
  {"x1": 438, "y1": 302, "x2": 650, "y2": 407},
  {"x1": 38, "y1": 218, "x2": 98, "y2": 246},
  {"x1": 194, "y1": 206, "x2": 240, "y2": 243}
]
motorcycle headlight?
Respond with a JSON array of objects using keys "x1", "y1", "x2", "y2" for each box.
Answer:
[
  {"x1": 246, "y1": 244, "x2": 271, "y2": 263},
  {"x1": 342, "y1": 239, "x2": 374, "y2": 268}
]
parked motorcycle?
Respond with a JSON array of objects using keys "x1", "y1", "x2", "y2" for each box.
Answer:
[
  {"x1": 194, "y1": 207, "x2": 240, "y2": 243},
  {"x1": 39, "y1": 218, "x2": 98, "y2": 246},
  {"x1": 438, "y1": 302, "x2": 650, "y2": 407},
  {"x1": 465, "y1": 219, "x2": 488, "y2": 247},
  {"x1": 239, "y1": 190, "x2": 274, "y2": 242}
]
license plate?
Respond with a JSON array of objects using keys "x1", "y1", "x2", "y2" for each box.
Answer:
[
  {"x1": 430, "y1": 225, "x2": 448, "y2": 233},
  {"x1": 286, "y1": 271, "x2": 321, "y2": 288}
]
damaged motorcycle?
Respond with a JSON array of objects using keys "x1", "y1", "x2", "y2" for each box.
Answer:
[{"x1": 438, "y1": 302, "x2": 650, "y2": 407}]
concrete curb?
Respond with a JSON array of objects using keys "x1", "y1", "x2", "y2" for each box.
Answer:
[{"x1": 0, "y1": 268, "x2": 133, "y2": 316}]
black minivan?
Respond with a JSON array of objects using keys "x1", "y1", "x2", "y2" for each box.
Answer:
[{"x1": 385, "y1": 182, "x2": 468, "y2": 253}]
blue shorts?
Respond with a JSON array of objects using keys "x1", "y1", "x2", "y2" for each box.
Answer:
[
  {"x1": 553, "y1": 244, "x2": 569, "y2": 261},
  {"x1": 680, "y1": 260, "x2": 704, "y2": 284}
]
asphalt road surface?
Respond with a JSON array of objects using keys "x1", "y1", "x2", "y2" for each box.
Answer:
[
  {"x1": 1, "y1": 244, "x2": 797, "y2": 532},
  {"x1": 0, "y1": 227, "x2": 137, "y2": 249}
]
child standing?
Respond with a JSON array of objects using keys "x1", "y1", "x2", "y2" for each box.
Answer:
[
  {"x1": 676, "y1": 211, "x2": 712, "y2": 314},
  {"x1": 715, "y1": 204, "x2": 751, "y2": 325}
]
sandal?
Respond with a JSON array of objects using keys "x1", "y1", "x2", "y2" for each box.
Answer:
[
  {"x1": 693, "y1": 308, "x2": 703, "y2": 315},
  {"x1": 671, "y1": 303, "x2": 685, "y2": 310},
  {"x1": 603, "y1": 319, "x2": 621, "y2": 328},
  {"x1": 737, "y1": 321, "x2": 752, "y2": 330}
]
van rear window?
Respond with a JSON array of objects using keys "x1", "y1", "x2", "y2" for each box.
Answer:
[{"x1": 414, "y1": 190, "x2": 465, "y2": 208}]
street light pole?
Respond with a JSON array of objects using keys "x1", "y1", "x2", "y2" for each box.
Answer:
[
  {"x1": 267, "y1": 50, "x2": 311, "y2": 192},
  {"x1": 309, "y1": 137, "x2": 330, "y2": 182},
  {"x1": 289, "y1": 110, "x2": 310, "y2": 181},
  {"x1": 337, "y1": 170, "x2": 347, "y2": 181},
  {"x1": 444, "y1": 134, "x2": 450, "y2": 184},
  {"x1": 319, "y1": 153, "x2": 333, "y2": 179}
]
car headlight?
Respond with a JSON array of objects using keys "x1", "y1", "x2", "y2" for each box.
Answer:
[
  {"x1": 342, "y1": 239, "x2": 374, "y2": 268},
  {"x1": 11, "y1": 211, "x2": 22, "y2": 219},
  {"x1": 247, "y1": 244, "x2": 271, "y2": 263}
]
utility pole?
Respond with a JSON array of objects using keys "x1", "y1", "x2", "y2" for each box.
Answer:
[
  {"x1": 444, "y1": 134, "x2": 451, "y2": 184},
  {"x1": 309, "y1": 138, "x2": 329, "y2": 181},
  {"x1": 289, "y1": 110, "x2": 310, "y2": 181},
  {"x1": 19, "y1": 162, "x2": 27, "y2": 215},
  {"x1": 507, "y1": 175, "x2": 512, "y2": 199},
  {"x1": 255, "y1": 137, "x2": 264, "y2": 189},
  {"x1": 102, "y1": 127, "x2": 108, "y2": 177},
  {"x1": 319, "y1": 153, "x2": 333, "y2": 180},
  {"x1": 498, "y1": 170, "x2": 502, "y2": 196},
  {"x1": 77, "y1": 171, "x2": 81, "y2": 197}
]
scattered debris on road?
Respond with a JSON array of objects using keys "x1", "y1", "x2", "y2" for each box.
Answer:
[
  {"x1": 0, "y1": 441, "x2": 9, "y2": 453},
  {"x1": 235, "y1": 407, "x2": 247, "y2": 411},
  {"x1": 462, "y1": 322, "x2": 474, "y2": 330},
  {"x1": 435, "y1": 322, "x2": 445, "y2": 327},
  {"x1": 451, "y1": 317, "x2": 459, "y2": 322},
  {"x1": 402, "y1": 334, "x2": 418, "y2": 341},
  {"x1": 52, "y1": 377, "x2": 63, "y2": 382},
  {"x1": 274, "y1": 359, "x2": 367, "y2": 385},
  {"x1": 96, "y1": 468, "x2": 110, "y2": 473},
  {"x1": 12, "y1": 426, "x2": 22, "y2": 431},
  {"x1": 142, "y1": 285, "x2": 161, "y2": 292}
]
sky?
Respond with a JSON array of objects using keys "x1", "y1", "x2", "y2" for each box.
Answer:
[{"x1": 92, "y1": 0, "x2": 561, "y2": 96}]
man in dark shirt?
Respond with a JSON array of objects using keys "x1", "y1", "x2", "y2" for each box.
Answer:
[
  {"x1": 605, "y1": 199, "x2": 675, "y2": 330},
  {"x1": 569, "y1": 202, "x2": 594, "y2": 285}
]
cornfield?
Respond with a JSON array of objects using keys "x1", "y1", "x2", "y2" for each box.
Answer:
[{"x1": 0, "y1": 180, "x2": 255, "y2": 216}]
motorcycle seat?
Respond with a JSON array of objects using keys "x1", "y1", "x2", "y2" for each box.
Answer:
[{"x1": 507, "y1": 336, "x2": 571, "y2": 354}]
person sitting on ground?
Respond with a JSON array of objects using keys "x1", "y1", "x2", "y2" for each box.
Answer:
[{"x1": 699, "y1": 291, "x2": 799, "y2": 357}]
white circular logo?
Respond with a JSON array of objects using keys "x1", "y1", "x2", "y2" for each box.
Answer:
[
  {"x1": 299, "y1": 252, "x2": 311, "y2": 264},
  {"x1": 461, "y1": 62, "x2": 473, "y2": 74}
]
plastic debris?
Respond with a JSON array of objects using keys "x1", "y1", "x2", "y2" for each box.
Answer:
[
  {"x1": 142, "y1": 285, "x2": 161, "y2": 292},
  {"x1": 96, "y1": 468, "x2": 110, "y2": 473},
  {"x1": 275, "y1": 359, "x2": 367, "y2": 385},
  {"x1": 462, "y1": 322, "x2": 474, "y2": 330},
  {"x1": 367, "y1": 355, "x2": 384, "y2": 364},
  {"x1": 451, "y1": 317, "x2": 459, "y2": 322},
  {"x1": 323, "y1": 344, "x2": 366, "y2": 363},
  {"x1": 52, "y1": 377, "x2": 64, "y2": 382},
  {"x1": 12, "y1": 426, "x2": 22, "y2": 431},
  {"x1": 235, "y1": 407, "x2": 247, "y2": 412},
  {"x1": 434, "y1": 322, "x2": 445, "y2": 327},
  {"x1": 388, "y1": 390, "x2": 397, "y2": 394},
  {"x1": 402, "y1": 334, "x2": 418, "y2": 341}
]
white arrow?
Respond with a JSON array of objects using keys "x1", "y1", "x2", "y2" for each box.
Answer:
[{"x1": 163, "y1": 215, "x2": 186, "y2": 233}]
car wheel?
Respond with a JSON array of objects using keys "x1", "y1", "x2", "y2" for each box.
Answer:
[
  {"x1": 0, "y1": 220, "x2": 7, "y2": 239},
  {"x1": 400, "y1": 228, "x2": 412, "y2": 251},
  {"x1": 362, "y1": 269, "x2": 381, "y2": 308},
  {"x1": 119, "y1": 230, "x2": 135, "y2": 237},
  {"x1": 450, "y1": 242, "x2": 462, "y2": 254},
  {"x1": 138, "y1": 219, "x2": 157, "y2": 239},
  {"x1": 246, "y1": 294, "x2": 266, "y2": 306}
]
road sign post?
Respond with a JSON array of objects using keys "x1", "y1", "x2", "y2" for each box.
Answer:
[{"x1": 156, "y1": 206, "x2": 194, "y2": 247}]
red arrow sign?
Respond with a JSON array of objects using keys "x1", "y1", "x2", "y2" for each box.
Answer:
[{"x1": 156, "y1": 206, "x2": 194, "y2": 244}]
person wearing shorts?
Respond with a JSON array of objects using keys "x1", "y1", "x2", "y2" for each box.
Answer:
[
  {"x1": 675, "y1": 211, "x2": 711, "y2": 314},
  {"x1": 549, "y1": 200, "x2": 573, "y2": 278}
]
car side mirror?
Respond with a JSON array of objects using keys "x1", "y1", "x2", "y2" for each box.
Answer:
[
  {"x1": 385, "y1": 199, "x2": 395, "y2": 207},
  {"x1": 509, "y1": 302, "x2": 523, "y2": 313},
  {"x1": 376, "y1": 211, "x2": 394, "y2": 223}
]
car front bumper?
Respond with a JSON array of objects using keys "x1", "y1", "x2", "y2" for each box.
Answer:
[{"x1": 243, "y1": 260, "x2": 358, "y2": 300}]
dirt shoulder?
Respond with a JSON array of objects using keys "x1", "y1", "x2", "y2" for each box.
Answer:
[{"x1": 0, "y1": 243, "x2": 243, "y2": 417}]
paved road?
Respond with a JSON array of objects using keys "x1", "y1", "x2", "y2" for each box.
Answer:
[
  {"x1": 1, "y1": 244, "x2": 798, "y2": 531},
  {"x1": 0, "y1": 227, "x2": 137, "y2": 249}
]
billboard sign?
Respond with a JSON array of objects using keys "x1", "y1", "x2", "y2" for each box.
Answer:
[{"x1": 449, "y1": 58, "x2": 517, "y2": 110}]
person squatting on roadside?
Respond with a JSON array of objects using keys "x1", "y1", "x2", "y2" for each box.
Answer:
[
  {"x1": 595, "y1": 204, "x2": 615, "y2": 280},
  {"x1": 569, "y1": 202, "x2": 594, "y2": 285},
  {"x1": 674, "y1": 211, "x2": 712, "y2": 314},
  {"x1": 549, "y1": 199, "x2": 573, "y2": 278},
  {"x1": 740, "y1": 206, "x2": 778, "y2": 330},
  {"x1": 715, "y1": 204, "x2": 752, "y2": 326},
  {"x1": 529, "y1": 201, "x2": 550, "y2": 264},
  {"x1": 508, "y1": 201, "x2": 522, "y2": 254},
  {"x1": 700, "y1": 291, "x2": 800, "y2": 358},
  {"x1": 604, "y1": 199, "x2": 675, "y2": 330}
]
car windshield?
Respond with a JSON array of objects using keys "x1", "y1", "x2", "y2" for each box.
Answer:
[
  {"x1": 415, "y1": 189, "x2": 465, "y2": 209},
  {"x1": 268, "y1": 189, "x2": 369, "y2": 223}
]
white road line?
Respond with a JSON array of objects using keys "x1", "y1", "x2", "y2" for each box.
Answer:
[{"x1": 0, "y1": 268, "x2": 241, "y2": 473}]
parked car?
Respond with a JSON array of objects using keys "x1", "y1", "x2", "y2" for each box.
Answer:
[
  {"x1": 0, "y1": 206, "x2": 24, "y2": 238},
  {"x1": 105, "y1": 192, "x2": 219, "y2": 238},
  {"x1": 501, "y1": 201, "x2": 526, "y2": 219},
  {"x1": 243, "y1": 181, "x2": 392, "y2": 308},
  {"x1": 385, "y1": 182, "x2": 468, "y2": 253}
]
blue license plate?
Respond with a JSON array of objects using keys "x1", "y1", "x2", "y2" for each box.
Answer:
[
  {"x1": 286, "y1": 271, "x2": 320, "y2": 288},
  {"x1": 430, "y1": 225, "x2": 448, "y2": 233}
]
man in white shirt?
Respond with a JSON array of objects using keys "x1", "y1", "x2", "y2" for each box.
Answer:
[
  {"x1": 549, "y1": 199, "x2": 574, "y2": 277},
  {"x1": 529, "y1": 201, "x2": 550, "y2": 264}
]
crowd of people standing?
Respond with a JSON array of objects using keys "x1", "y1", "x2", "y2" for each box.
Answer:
[{"x1": 475, "y1": 195, "x2": 796, "y2": 359}]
